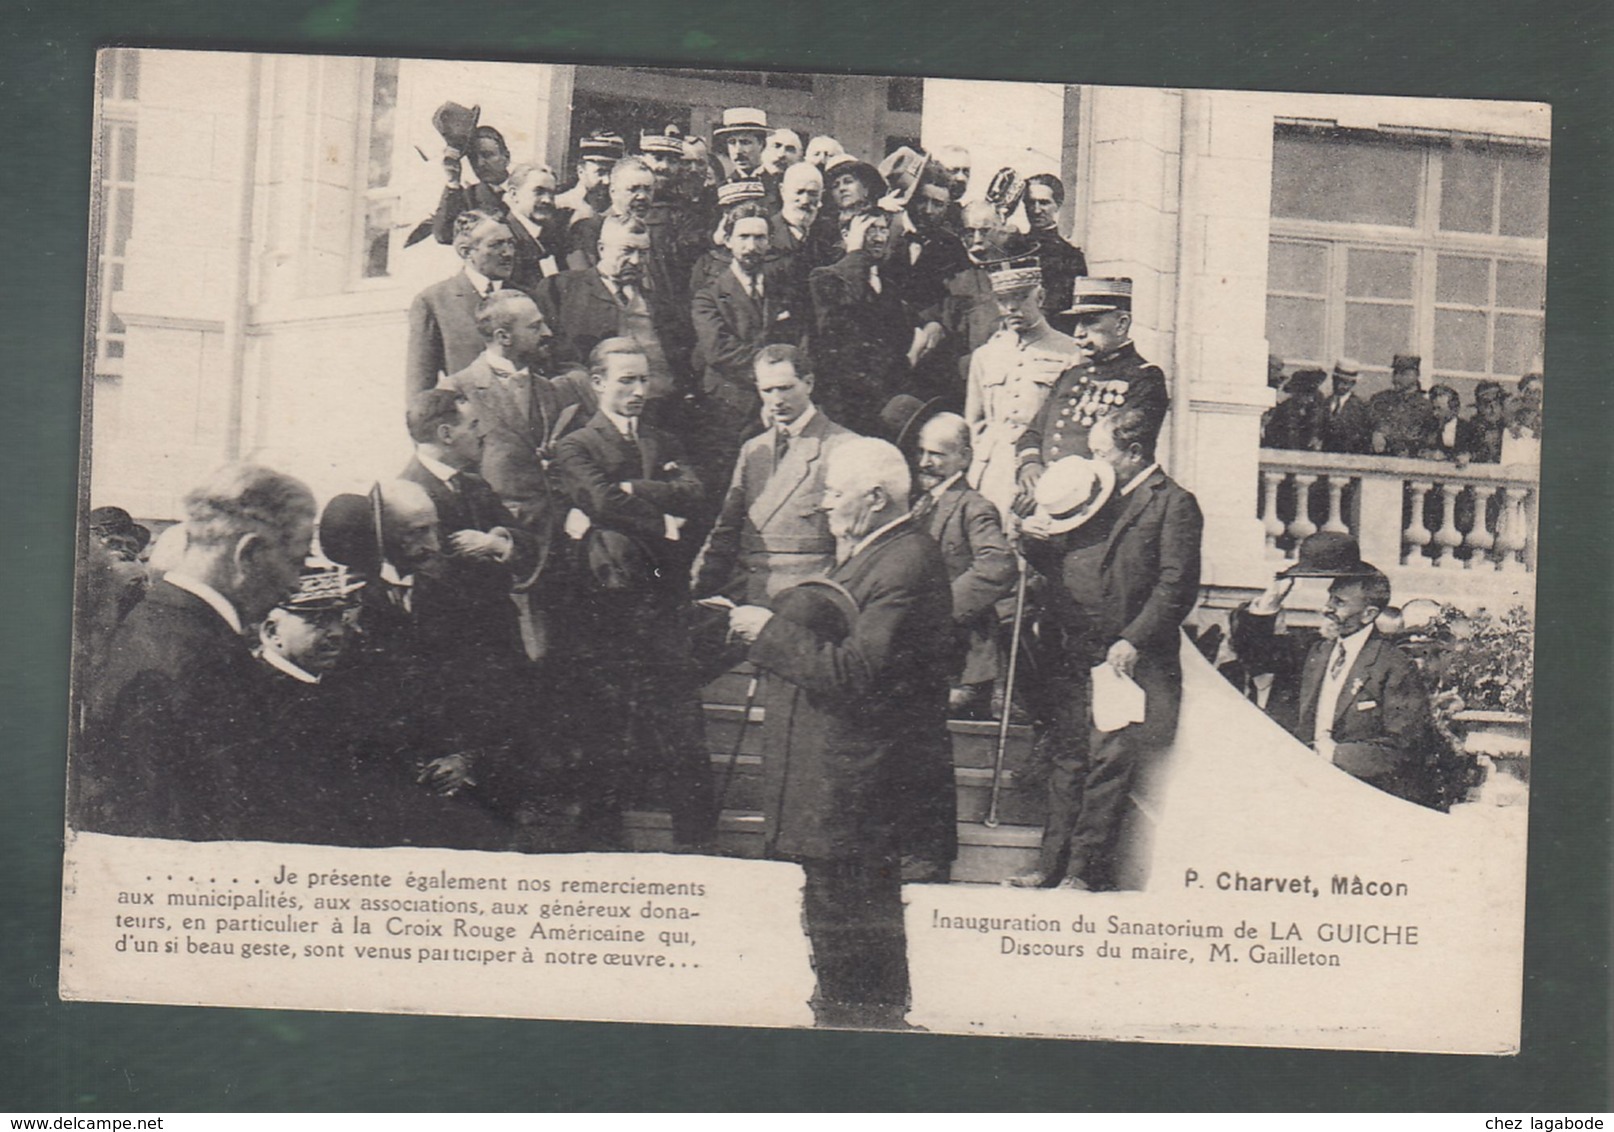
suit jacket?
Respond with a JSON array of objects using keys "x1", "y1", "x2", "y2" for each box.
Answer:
[
  {"x1": 691, "y1": 408, "x2": 851, "y2": 603},
  {"x1": 430, "y1": 181, "x2": 506, "y2": 246},
  {"x1": 552, "y1": 410, "x2": 706, "y2": 590},
  {"x1": 1319, "y1": 391, "x2": 1374, "y2": 454},
  {"x1": 1017, "y1": 341, "x2": 1171, "y2": 465},
  {"x1": 917, "y1": 477, "x2": 1018, "y2": 686},
  {"x1": 441, "y1": 355, "x2": 591, "y2": 546},
  {"x1": 79, "y1": 579, "x2": 264, "y2": 840},
  {"x1": 537, "y1": 267, "x2": 687, "y2": 380},
  {"x1": 399, "y1": 456, "x2": 537, "y2": 655},
  {"x1": 749, "y1": 517, "x2": 956, "y2": 861},
  {"x1": 882, "y1": 226, "x2": 970, "y2": 315},
  {"x1": 1295, "y1": 630, "x2": 1438, "y2": 804},
  {"x1": 1456, "y1": 414, "x2": 1505, "y2": 463},
  {"x1": 691, "y1": 263, "x2": 806, "y2": 417},
  {"x1": 1370, "y1": 388, "x2": 1438, "y2": 457},
  {"x1": 1024, "y1": 228, "x2": 1088, "y2": 318},
  {"x1": 808, "y1": 249, "x2": 919, "y2": 435},
  {"x1": 504, "y1": 212, "x2": 567, "y2": 295},
  {"x1": 406, "y1": 271, "x2": 492, "y2": 397}
]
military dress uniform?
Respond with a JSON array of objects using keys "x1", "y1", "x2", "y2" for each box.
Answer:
[{"x1": 1015, "y1": 340, "x2": 1169, "y2": 470}]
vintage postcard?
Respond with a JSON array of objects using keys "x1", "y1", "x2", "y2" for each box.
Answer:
[{"x1": 63, "y1": 48, "x2": 1543, "y2": 1049}]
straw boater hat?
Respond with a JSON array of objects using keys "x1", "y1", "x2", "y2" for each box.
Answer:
[
  {"x1": 716, "y1": 179, "x2": 767, "y2": 210},
  {"x1": 1277, "y1": 531, "x2": 1378, "y2": 579},
  {"x1": 638, "y1": 124, "x2": 687, "y2": 156},
  {"x1": 277, "y1": 562, "x2": 365, "y2": 613},
  {"x1": 1332, "y1": 358, "x2": 1362, "y2": 382},
  {"x1": 1024, "y1": 455, "x2": 1117, "y2": 537},
  {"x1": 1063, "y1": 277, "x2": 1133, "y2": 316},
  {"x1": 986, "y1": 255, "x2": 1043, "y2": 294},
  {"x1": 713, "y1": 107, "x2": 769, "y2": 140}
]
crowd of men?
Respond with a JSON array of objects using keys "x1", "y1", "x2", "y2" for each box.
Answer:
[
  {"x1": 74, "y1": 98, "x2": 1469, "y2": 1029},
  {"x1": 1262, "y1": 354, "x2": 1545, "y2": 465}
]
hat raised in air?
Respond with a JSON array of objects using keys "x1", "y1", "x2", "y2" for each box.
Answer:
[
  {"x1": 431, "y1": 101, "x2": 481, "y2": 153},
  {"x1": 1277, "y1": 531, "x2": 1378, "y2": 579},
  {"x1": 878, "y1": 146, "x2": 931, "y2": 209},
  {"x1": 1063, "y1": 276, "x2": 1133, "y2": 316},
  {"x1": 714, "y1": 107, "x2": 770, "y2": 139}
]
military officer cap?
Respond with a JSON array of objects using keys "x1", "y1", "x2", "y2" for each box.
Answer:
[
  {"x1": 716, "y1": 179, "x2": 767, "y2": 210},
  {"x1": 1391, "y1": 353, "x2": 1422, "y2": 374},
  {"x1": 638, "y1": 124, "x2": 688, "y2": 156},
  {"x1": 1063, "y1": 277, "x2": 1133, "y2": 315},
  {"x1": 986, "y1": 255, "x2": 1043, "y2": 295},
  {"x1": 277, "y1": 561, "x2": 365, "y2": 613},
  {"x1": 983, "y1": 167, "x2": 1026, "y2": 217},
  {"x1": 714, "y1": 107, "x2": 769, "y2": 140},
  {"x1": 577, "y1": 131, "x2": 626, "y2": 162}
]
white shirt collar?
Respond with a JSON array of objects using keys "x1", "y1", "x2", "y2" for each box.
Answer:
[
  {"x1": 777, "y1": 404, "x2": 817, "y2": 438},
  {"x1": 462, "y1": 264, "x2": 501, "y2": 296},
  {"x1": 480, "y1": 349, "x2": 524, "y2": 378},
  {"x1": 415, "y1": 449, "x2": 461, "y2": 484},
  {"x1": 929, "y1": 471, "x2": 965, "y2": 499},
  {"x1": 508, "y1": 209, "x2": 542, "y2": 240},
  {"x1": 163, "y1": 572, "x2": 245, "y2": 636},
  {"x1": 1120, "y1": 463, "x2": 1160, "y2": 496},
  {"x1": 846, "y1": 512, "x2": 909, "y2": 562},
  {"x1": 262, "y1": 645, "x2": 321, "y2": 685},
  {"x1": 603, "y1": 408, "x2": 639, "y2": 438}
]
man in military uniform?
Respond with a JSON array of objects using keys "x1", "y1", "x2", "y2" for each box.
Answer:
[
  {"x1": 1369, "y1": 354, "x2": 1437, "y2": 458},
  {"x1": 555, "y1": 130, "x2": 624, "y2": 231},
  {"x1": 1020, "y1": 174, "x2": 1087, "y2": 326},
  {"x1": 963, "y1": 256, "x2": 1080, "y2": 519},
  {"x1": 1012, "y1": 277, "x2": 1169, "y2": 515}
]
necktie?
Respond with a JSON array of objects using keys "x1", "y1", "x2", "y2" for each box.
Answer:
[
  {"x1": 484, "y1": 280, "x2": 498, "y2": 298},
  {"x1": 868, "y1": 266, "x2": 882, "y2": 294},
  {"x1": 1328, "y1": 642, "x2": 1348, "y2": 681},
  {"x1": 774, "y1": 427, "x2": 790, "y2": 467}
]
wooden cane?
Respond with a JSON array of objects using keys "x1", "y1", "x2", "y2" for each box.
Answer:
[{"x1": 985, "y1": 557, "x2": 1029, "y2": 828}]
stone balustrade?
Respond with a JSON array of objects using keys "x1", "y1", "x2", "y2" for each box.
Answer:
[{"x1": 1257, "y1": 451, "x2": 1538, "y2": 576}]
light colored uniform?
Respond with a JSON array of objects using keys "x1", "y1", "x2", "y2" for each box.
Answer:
[{"x1": 964, "y1": 322, "x2": 1080, "y2": 518}]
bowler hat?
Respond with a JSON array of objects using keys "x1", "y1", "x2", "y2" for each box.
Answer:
[
  {"x1": 880, "y1": 393, "x2": 946, "y2": 452},
  {"x1": 318, "y1": 492, "x2": 384, "y2": 580},
  {"x1": 770, "y1": 579, "x2": 859, "y2": 644},
  {"x1": 1285, "y1": 367, "x2": 1327, "y2": 394},
  {"x1": 1024, "y1": 455, "x2": 1117, "y2": 537},
  {"x1": 432, "y1": 101, "x2": 481, "y2": 153},
  {"x1": 1277, "y1": 531, "x2": 1377, "y2": 579}
]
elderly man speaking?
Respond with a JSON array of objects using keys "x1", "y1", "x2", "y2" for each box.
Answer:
[{"x1": 728, "y1": 437, "x2": 955, "y2": 1030}]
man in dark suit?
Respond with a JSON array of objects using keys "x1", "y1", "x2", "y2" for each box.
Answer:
[
  {"x1": 406, "y1": 210, "x2": 517, "y2": 397},
  {"x1": 501, "y1": 163, "x2": 569, "y2": 293},
  {"x1": 551, "y1": 339, "x2": 716, "y2": 850},
  {"x1": 1457, "y1": 380, "x2": 1508, "y2": 463},
  {"x1": 1238, "y1": 549, "x2": 1440, "y2": 807},
  {"x1": 809, "y1": 209, "x2": 932, "y2": 437},
  {"x1": 1014, "y1": 278, "x2": 1170, "y2": 513},
  {"x1": 1014, "y1": 405, "x2": 1203, "y2": 890},
  {"x1": 77, "y1": 463, "x2": 316, "y2": 840},
  {"x1": 730, "y1": 437, "x2": 955, "y2": 1028},
  {"x1": 691, "y1": 201, "x2": 807, "y2": 486},
  {"x1": 1020, "y1": 174, "x2": 1088, "y2": 325},
  {"x1": 540, "y1": 216, "x2": 689, "y2": 411},
  {"x1": 428, "y1": 122, "x2": 512, "y2": 246},
  {"x1": 912, "y1": 412, "x2": 1018, "y2": 719},
  {"x1": 768, "y1": 161, "x2": 830, "y2": 294},
  {"x1": 1319, "y1": 358, "x2": 1374, "y2": 455}
]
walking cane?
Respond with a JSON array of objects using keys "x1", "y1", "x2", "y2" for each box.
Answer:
[
  {"x1": 985, "y1": 556, "x2": 1029, "y2": 829},
  {"x1": 716, "y1": 672, "x2": 760, "y2": 809}
]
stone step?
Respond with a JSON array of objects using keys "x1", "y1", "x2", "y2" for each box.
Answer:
[{"x1": 621, "y1": 810, "x2": 1043, "y2": 885}]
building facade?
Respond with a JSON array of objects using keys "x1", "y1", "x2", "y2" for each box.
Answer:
[{"x1": 88, "y1": 50, "x2": 1546, "y2": 613}]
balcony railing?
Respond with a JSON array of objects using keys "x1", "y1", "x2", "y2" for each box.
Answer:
[{"x1": 1257, "y1": 451, "x2": 1538, "y2": 575}]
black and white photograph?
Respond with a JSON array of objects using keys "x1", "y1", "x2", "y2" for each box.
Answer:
[{"x1": 62, "y1": 48, "x2": 1543, "y2": 1046}]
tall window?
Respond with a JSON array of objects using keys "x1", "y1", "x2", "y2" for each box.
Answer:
[
  {"x1": 1266, "y1": 127, "x2": 1547, "y2": 388},
  {"x1": 94, "y1": 49, "x2": 140, "y2": 378},
  {"x1": 360, "y1": 58, "x2": 400, "y2": 279}
]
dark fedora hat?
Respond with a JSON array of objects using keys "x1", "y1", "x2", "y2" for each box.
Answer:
[
  {"x1": 770, "y1": 578, "x2": 860, "y2": 644},
  {"x1": 431, "y1": 101, "x2": 481, "y2": 153},
  {"x1": 1278, "y1": 530, "x2": 1377, "y2": 579},
  {"x1": 880, "y1": 392, "x2": 946, "y2": 452}
]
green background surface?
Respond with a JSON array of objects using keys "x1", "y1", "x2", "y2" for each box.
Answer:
[{"x1": 2, "y1": 0, "x2": 1608, "y2": 1112}]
